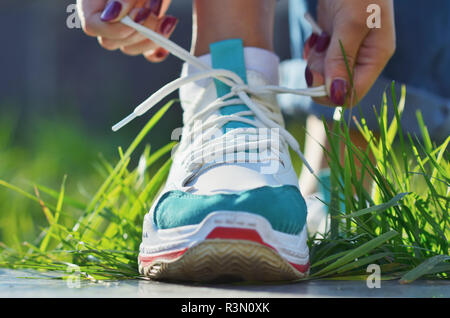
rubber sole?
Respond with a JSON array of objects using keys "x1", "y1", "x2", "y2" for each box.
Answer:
[{"x1": 138, "y1": 239, "x2": 308, "y2": 283}]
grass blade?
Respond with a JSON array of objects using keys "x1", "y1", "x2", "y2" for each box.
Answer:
[
  {"x1": 399, "y1": 255, "x2": 450, "y2": 284},
  {"x1": 312, "y1": 230, "x2": 398, "y2": 277}
]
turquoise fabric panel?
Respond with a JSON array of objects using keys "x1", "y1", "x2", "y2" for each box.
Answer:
[
  {"x1": 154, "y1": 185, "x2": 308, "y2": 235},
  {"x1": 210, "y1": 39, "x2": 254, "y2": 130},
  {"x1": 210, "y1": 39, "x2": 248, "y2": 94}
]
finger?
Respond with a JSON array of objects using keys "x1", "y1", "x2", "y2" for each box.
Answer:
[
  {"x1": 145, "y1": 0, "x2": 172, "y2": 18},
  {"x1": 303, "y1": 33, "x2": 319, "y2": 60},
  {"x1": 120, "y1": 15, "x2": 177, "y2": 59},
  {"x1": 306, "y1": 30, "x2": 330, "y2": 84},
  {"x1": 80, "y1": 0, "x2": 137, "y2": 39},
  {"x1": 99, "y1": 7, "x2": 160, "y2": 51},
  {"x1": 159, "y1": 0, "x2": 172, "y2": 17},
  {"x1": 83, "y1": 12, "x2": 135, "y2": 39},
  {"x1": 306, "y1": 65, "x2": 333, "y2": 106},
  {"x1": 121, "y1": 39, "x2": 157, "y2": 55},
  {"x1": 346, "y1": 5, "x2": 396, "y2": 107},
  {"x1": 350, "y1": 33, "x2": 396, "y2": 106},
  {"x1": 79, "y1": 0, "x2": 168, "y2": 40},
  {"x1": 142, "y1": 15, "x2": 178, "y2": 62},
  {"x1": 145, "y1": 48, "x2": 170, "y2": 62},
  {"x1": 304, "y1": 34, "x2": 334, "y2": 106},
  {"x1": 120, "y1": 13, "x2": 176, "y2": 56},
  {"x1": 134, "y1": 0, "x2": 170, "y2": 20},
  {"x1": 157, "y1": 15, "x2": 178, "y2": 38},
  {"x1": 324, "y1": 21, "x2": 369, "y2": 106},
  {"x1": 77, "y1": 0, "x2": 106, "y2": 27},
  {"x1": 304, "y1": 32, "x2": 329, "y2": 105},
  {"x1": 99, "y1": 32, "x2": 144, "y2": 51},
  {"x1": 100, "y1": 0, "x2": 139, "y2": 22}
]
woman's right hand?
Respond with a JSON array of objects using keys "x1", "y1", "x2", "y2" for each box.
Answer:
[{"x1": 77, "y1": 0, "x2": 177, "y2": 62}]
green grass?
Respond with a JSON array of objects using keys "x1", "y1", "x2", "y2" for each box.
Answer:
[
  {"x1": 0, "y1": 86, "x2": 448, "y2": 284},
  {"x1": 0, "y1": 110, "x2": 117, "y2": 251},
  {"x1": 308, "y1": 82, "x2": 449, "y2": 282}
]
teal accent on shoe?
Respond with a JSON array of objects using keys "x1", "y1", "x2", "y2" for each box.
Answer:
[
  {"x1": 317, "y1": 169, "x2": 331, "y2": 209},
  {"x1": 317, "y1": 169, "x2": 345, "y2": 213},
  {"x1": 154, "y1": 185, "x2": 307, "y2": 234},
  {"x1": 210, "y1": 39, "x2": 254, "y2": 130}
]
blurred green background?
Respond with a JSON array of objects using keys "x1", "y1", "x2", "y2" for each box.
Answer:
[{"x1": 0, "y1": 0, "x2": 294, "y2": 248}]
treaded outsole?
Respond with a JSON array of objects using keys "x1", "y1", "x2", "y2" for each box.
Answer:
[{"x1": 138, "y1": 239, "x2": 308, "y2": 283}]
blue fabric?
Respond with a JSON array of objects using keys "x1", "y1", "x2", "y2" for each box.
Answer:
[
  {"x1": 282, "y1": 0, "x2": 450, "y2": 140},
  {"x1": 210, "y1": 39, "x2": 254, "y2": 130},
  {"x1": 153, "y1": 185, "x2": 308, "y2": 235}
]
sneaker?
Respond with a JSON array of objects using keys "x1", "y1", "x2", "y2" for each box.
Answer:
[{"x1": 114, "y1": 17, "x2": 327, "y2": 282}]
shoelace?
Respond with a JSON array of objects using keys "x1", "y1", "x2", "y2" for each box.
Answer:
[{"x1": 113, "y1": 16, "x2": 328, "y2": 175}]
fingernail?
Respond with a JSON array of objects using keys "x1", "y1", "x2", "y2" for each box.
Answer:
[
  {"x1": 315, "y1": 32, "x2": 331, "y2": 53},
  {"x1": 308, "y1": 33, "x2": 319, "y2": 48},
  {"x1": 159, "y1": 16, "x2": 178, "y2": 36},
  {"x1": 305, "y1": 66, "x2": 313, "y2": 87},
  {"x1": 330, "y1": 79, "x2": 348, "y2": 105},
  {"x1": 101, "y1": 1, "x2": 122, "y2": 22},
  {"x1": 155, "y1": 48, "x2": 169, "y2": 59},
  {"x1": 148, "y1": 0, "x2": 162, "y2": 16},
  {"x1": 134, "y1": 8, "x2": 151, "y2": 23}
]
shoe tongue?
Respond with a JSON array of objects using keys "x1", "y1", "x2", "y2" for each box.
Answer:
[
  {"x1": 210, "y1": 39, "x2": 254, "y2": 130},
  {"x1": 179, "y1": 41, "x2": 280, "y2": 127},
  {"x1": 210, "y1": 39, "x2": 248, "y2": 94}
]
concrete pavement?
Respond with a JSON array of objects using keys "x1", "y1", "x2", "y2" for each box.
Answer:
[{"x1": 0, "y1": 269, "x2": 448, "y2": 298}]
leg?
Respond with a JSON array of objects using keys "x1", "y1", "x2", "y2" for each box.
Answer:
[
  {"x1": 338, "y1": 126, "x2": 376, "y2": 192},
  {"x1": 192, "y1": 0, "x2": 276, "y2": 56},
  {"x1": 299, "y1": 114, "x2": 327, "y2": 196}
]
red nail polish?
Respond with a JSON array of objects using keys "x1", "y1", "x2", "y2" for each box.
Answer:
[
  {"x1": 308, "y1": 33, "x2": 319, "y2": 48},
  {"x1": 155, "y1": 49, "x2": 168, "y2": 59},
  {"x1": 148, "y1": 0, "x2": 162, "y2": 17},
  {"x1": 330, "y1": 79, "x2": 348, "y2": 105},
  {"x1": 305, "y1": 66, "x2": 313, "y2": 87},
  {"x1": 134, "y1": 8, "x2": 151, "y2": 23},
  {"x1": 315, "y1": 32, "x2": 331, "y2": 53},
  {"x1": 101, "y1": 1, "x2": 122, "y2": 22},
  {"x1": 159, "y1": 16, "x2": 178, "y2": 36}
]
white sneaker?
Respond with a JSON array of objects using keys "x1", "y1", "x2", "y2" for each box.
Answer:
[{"x1": 114, "y1": 17, "x2": 327, "y2": 282}]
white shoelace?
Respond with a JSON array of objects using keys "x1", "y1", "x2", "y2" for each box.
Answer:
[{"x1": 112, "y1": 16, "x2": 328, "y2": 175}]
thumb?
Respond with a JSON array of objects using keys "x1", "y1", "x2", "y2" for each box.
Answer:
[
  {"x1": 324, "y1": 23, "x2": 368, "y2": 106},
  {"x1": 100, "y1": 0, "x2": 139, "y2": 22}
]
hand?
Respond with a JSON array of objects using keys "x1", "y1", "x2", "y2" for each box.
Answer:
[
  {"x1": 304, "y1": 0, "x2": 396, "y2": 106},
  {"x1": 77, "y1": 0, "x2": 177, "y2": 62}
]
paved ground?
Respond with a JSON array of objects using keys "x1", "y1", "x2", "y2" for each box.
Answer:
[{"x1": 0, "y1": 269, "x2": 449, "y2": 298}]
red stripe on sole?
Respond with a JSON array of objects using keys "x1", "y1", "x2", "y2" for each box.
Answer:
[
  {"x1": 207, "y1": 227, "x2": 267, "y2": 245},
  {"x1": 290, "y1": 262, "x2": 310, "y2": 273},
  {"x1": 139, "y1": 248, "x2": 188, "y2": 266}
]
